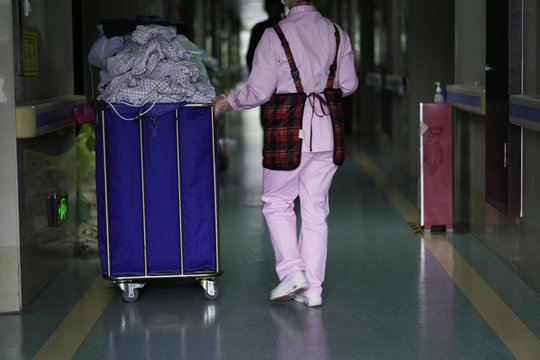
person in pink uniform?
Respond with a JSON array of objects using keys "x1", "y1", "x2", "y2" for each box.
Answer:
[{"x1": 213, "y1": 0, "x2": 358, "y2": 306}]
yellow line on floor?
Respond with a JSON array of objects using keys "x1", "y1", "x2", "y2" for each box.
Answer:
[
  {"x1": 351, "y1": 145, "x2": 540, "y2": 360},
  {"x1": 32, "y1": 277, "x2": 116, "y2": 360},
  {"x1": 423, "y1": 233, "x2": 540, "y2": 359}
]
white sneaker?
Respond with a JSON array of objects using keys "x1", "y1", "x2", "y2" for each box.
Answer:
[
  {"x1": 293, "y1": 293, "x2": 322, "y2": 307},
  {"x1": 270, "y1": 271, "x2": 308, "y2": 301}
]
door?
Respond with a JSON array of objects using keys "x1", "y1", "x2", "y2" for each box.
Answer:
[{"x1": 485, "y1": 0, "x2": 509, "y2": 214}]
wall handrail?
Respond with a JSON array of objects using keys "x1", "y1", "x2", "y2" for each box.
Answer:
[
  {"x1": 509, "y1": 95, "x2": 540, "y2": 133},
  {"x1": 16, "y1": 95, "x2": 87, "y2": 138},
  {"x1": 446, "y1": 84, "x2": 486, "y2": 115},
  {"x1": 384, "y1": 74, "x2": 406, "y2": 95}
]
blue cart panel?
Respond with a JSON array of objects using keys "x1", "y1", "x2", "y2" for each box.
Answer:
[{"x1": 96, "y1": 103, "x2": 220, "y2": 284}]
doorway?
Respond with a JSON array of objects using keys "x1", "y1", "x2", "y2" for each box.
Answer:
[{"x1": 485, "y1": 0, "x2": 509, "y2": 214}]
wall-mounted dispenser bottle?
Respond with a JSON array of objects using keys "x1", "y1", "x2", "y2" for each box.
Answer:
[{"x1": 434, "y1": 82, "x2": 444, "y2": 103}]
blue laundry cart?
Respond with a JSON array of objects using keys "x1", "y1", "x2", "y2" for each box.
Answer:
[{"x1": 96, "y1": 102, "x2": 221, "y2": 302}]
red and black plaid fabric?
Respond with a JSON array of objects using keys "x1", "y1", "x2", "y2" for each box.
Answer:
[
  {"x1": 324, "y1": 88, "x2": 345, "y2": 165},
  {"x1": 262, "y1": 92, "x2": 307, "y2": 170}
]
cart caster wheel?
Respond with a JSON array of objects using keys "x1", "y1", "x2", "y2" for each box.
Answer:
[
  {"x1": 121, "y1": 288, "x2": 139, "y2": 303},
  {"x1": 204, "y1": 284, "x2": 220, "y2": 300}
]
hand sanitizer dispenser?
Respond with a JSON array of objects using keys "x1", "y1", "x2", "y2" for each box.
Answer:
[{"x1": 434, "y1": 82, "x2": 444, "y2": 103}]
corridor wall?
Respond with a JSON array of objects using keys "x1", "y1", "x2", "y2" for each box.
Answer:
[{"x1": 0, "y1": 0, "x2": 21, "y2": 313}]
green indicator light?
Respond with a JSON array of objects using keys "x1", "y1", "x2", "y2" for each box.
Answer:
[
  {"x1": 47, "y1": 192, "x2": 68, "y2": 227},
  {"x1": 58, "y1": 197, "x2": 67, "y2": 221}
]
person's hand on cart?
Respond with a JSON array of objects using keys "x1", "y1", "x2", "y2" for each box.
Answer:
[{"x1": 212, "y1": 94, "x2": 232, "y2": 118}]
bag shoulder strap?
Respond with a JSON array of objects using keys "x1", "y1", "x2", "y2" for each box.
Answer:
[
  {"x1": 326, "y1": 24, "x2": 341, "y2": 89},
  {"x1": 273, "y1": 25, "x2": 304, "y2": 93}
]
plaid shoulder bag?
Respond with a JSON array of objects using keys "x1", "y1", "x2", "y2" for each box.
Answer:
[{"x1": 262, "y1": 25, "x2": 306, "y2": 170}]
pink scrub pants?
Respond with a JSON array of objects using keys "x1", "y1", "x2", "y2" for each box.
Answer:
[{"x1": 262, "y1": 151, "x2": 338, "y2": 295}]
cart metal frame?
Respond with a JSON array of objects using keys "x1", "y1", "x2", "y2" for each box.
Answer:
[{"x1": 99, "y1": 103, "x2": 222, "y2": 302}]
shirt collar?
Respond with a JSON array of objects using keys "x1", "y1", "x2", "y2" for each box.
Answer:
[{"x1": 288, "y1": 5, "x2": 317, "y2": 16}]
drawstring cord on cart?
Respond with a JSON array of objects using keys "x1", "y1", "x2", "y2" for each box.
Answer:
[
  {"x1": 105, "y1": 101, "x2": 158, "y2": 170},
  {"x1": 106, "y1": 101, "x2": 157, "y2": 121},
  {"x1": 307, "y1": 92, "x2": 329, "y2": 152}
]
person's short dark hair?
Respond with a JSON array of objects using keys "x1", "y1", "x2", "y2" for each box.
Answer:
[{"x1": 265, "y1": 0, "x2": 284, "y2": 12}]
